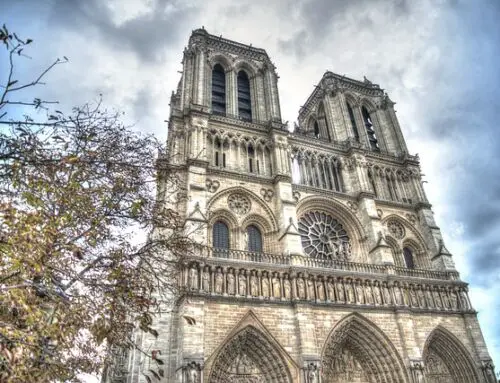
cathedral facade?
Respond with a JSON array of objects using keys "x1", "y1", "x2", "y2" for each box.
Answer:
[{"x1": 120, "y1": 28, "x2": 496, "y2": 383}]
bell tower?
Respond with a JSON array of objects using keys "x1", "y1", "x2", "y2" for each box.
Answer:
[{"x1": 110, "y1": 28, "x2": 496, "y2": 383}]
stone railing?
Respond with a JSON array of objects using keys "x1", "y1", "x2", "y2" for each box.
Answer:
[{"x1": 193, "y1": 247, "x2": 459, "y2": 281}]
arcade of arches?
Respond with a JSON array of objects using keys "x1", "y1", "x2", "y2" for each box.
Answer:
[{"x1": 203, "y1": 313, "x2": 481, "y2": 383}]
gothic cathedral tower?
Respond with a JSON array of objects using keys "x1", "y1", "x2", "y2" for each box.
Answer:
[{"x1": 119, "y1": 28, "x2": 497, "y2": 383}]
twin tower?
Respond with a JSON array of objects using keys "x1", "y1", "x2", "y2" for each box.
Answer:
[{"x1": 112, "y1": 28, "x2": 496, "y2": 383}]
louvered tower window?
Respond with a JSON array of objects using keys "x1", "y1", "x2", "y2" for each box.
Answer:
[
  {"x1": 346, "y1": 102, "x2": 360, "y2": 141},
  {"x1": 403, "y1": 247, "x2": 415, "y2": 269},
  {"x1": 237, "y1": 71, "x2": 252, "y2": 121},
  {"x1": 213, "y1": 221, "x2": 229, "y2": 250},
  {"x1": 247, "y1": 225, "x2": 262, "y2": 253},
  {"x1": 362, "y1": 106, "x2": 379, "y2": 151},
  {"x1": 212, "y1": 64, "x2": 226, "y2": 115}
]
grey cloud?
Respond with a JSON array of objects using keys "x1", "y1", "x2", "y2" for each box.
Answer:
[{"x1": 48, "y1": 0, "x2": 200, "y2": 63}]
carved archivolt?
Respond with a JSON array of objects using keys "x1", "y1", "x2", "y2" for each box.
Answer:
[
  {"x1": 423, "y1": 326, "x2": 480, "y2": 383},
  {"x1": 321, "y1": 314, "x2": 409, "y2": 383}
]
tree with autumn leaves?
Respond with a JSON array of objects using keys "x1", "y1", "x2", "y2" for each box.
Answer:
[{"x1": 0, "y1": 25, "x2": 190, "y2": 382}]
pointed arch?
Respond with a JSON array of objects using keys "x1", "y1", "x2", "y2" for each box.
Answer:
[
  {"x1": 321, "y1": 313, "x2": 409, "y2": 383},
  {"x1": 206, "y1": 311, "x2": 298, "y2": 383},
  {"x1": 317, "y1": 101, "x2": 331, "y2": 141},
  {"x1": 423, "y1": 326, "x2": 479, "y2": 383}
]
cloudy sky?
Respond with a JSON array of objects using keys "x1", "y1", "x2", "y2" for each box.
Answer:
[{"x1": 3, "y1": 0, "x2": 500, "y2": 379}]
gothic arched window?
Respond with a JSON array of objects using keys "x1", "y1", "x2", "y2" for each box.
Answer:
[
  {"x1": 237, "y1": 70, "x2": 252, "y2": 121},
  {"x1": 362, "y1": 106, "x2": 379, "y2": 151},
  {"x1": 314, "y1": 121, "x2": 320, "y2": 138},
  {"x1": 248, "y1": 145, "x2": 255, "y2": 173},
  {"x1": 247, "y1": 225, "x2": 262, "y2": 253},
  {"x1": 213, "y1": 221, "x2": 230, "y2": 250},
  {"x1": 298, "y1": 211, "x2": 351, "y2": 261},
  {"x1": 212, "y1": 64, "x2": 226, "y2": 115},
  {"x1": 346, "y1": 102, "x2": 360, "y2": 141},
  {"x1": 403, "y1": 247, "x2": 415, "y2": 269},
  {"x1": 317, "y1": 102, "x2": 331, "y2": 141}
]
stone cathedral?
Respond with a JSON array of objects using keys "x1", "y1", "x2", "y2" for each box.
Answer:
[{"x1": 116, "y1": 28, "x2": 497, "y2": 383}]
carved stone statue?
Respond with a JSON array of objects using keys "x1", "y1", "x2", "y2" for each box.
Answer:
[
  {"x1": 215, "y1": 270, "x2": 223, "y2": 294},
  {"x1": 355, "y1": 281, "x2": 364, "y2": 304},
  {"x1": 365, "y1": 283, "x2": 373, "y2": 305},
  {"x1": 450, "y1": 290, "x2": 458, "y2": 310},
  {"x1": 227, "y1": 272, "x2": 235, "y2": 295},
  {"x1": 327, "y1": 280, "x2": 335, "y2": 301},
  {"x1": 337, "y1": 280, "x2": 345, "y2": 302},
  {"x1": 272, "y1": 275, "x2": 281, "y2": 298},
  {"x1": 383, "y1": 284, "x2": 391, "y2": 305},
  {"x1": 284, "y1": 279, "x2": 291, "y2": 299},
  {"x1": 262, "y1": 276, "x2": 269, "y2": 297},
  {"x1": 433, "y1": 289, "x2": 442, "y2": 309},
  {"x1": 297, "y1": 278, "x2": 306, "y2": 299},
  {"x1": 346, "y1": 282, "x2": 355, "y2": 304},
  {"x1": 250, "y1": 273, "x2": 258, "y2": 296},
  {"x1": 189, "y1": 266, "x2": 198, "y2": 290},
  {"x1": 202, "y1": 269, "x2": 210, "y2": 292},
  {"x1": 307, "y1": 278, "x2": 315, "y2": 300},
  {"x1": 317, "y1": 280, "x2": 325, "y2": 301},
  {"x1": 373, "y1": 283, "x2": 382, "y2": 305},
  {"x1": 417, "y1": 287, "x2": 426, "y2": 308},
  {"x1": 459, "y1": 290, "x2": 469, "y2": 310},
  {"x1": 187, "y1": 364, "x2": 199, "y2": 383},
  {"x1": 239, "y1": 274, "x2": 247, "y2": 295},
  {"x1": 394, "y1": 284, "x2": 403, "y2": 306},
  {"x1": 308, "y1": 368, "x2": 318, "y2": 383},
  {"x1": 410, "y1": 287, "x2": 418, "y2": 307}
]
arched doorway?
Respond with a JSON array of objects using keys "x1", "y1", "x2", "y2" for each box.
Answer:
[
  {"x1": 208, "y1": 325, "x2": 293, "y2": 383},
  {"x1": 321, "y1": 314, "x2": 409, "y2": 383},
  {"x1": 423, "y1": 326, "x2": 479, "y2": 383}
]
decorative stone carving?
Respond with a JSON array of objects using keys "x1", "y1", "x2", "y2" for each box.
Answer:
[
  {"x1": 189, "y1": 266, "x2": 198, "y2": 290},
  {"x1": 202, "y1": 268, "x2": 210, "y2": 292},
  {"x1": 410, "y1": 360, "x2": 425, "y2": 383},
  {"x1": 292, "y1": 190, "x2": 301, "y2": 202},
  {"x1": 298, "y1": 211, "x2": 351, "y2": 260},
  {"x1": 215, "y1": 269, "x2": 223, "y2": 294},
  {"x1": 377, "y1": 209, "x2": 383, "y2": 218},
  {"x1": 228, "y1": 193, "x2": 251, "y2": 215},
  {"x1": 261, "y1": 274, "x2": 269, "y2": 297},
  {"x1": 406, "y1": 213, "x2": 418, "y2": 225},
  {"x1": 227, "y1": 271, "x2": 235, "y2": 295},
  {"x1": 283, "y1": 279, "x2": 291, "y2": 299},
  {"x1": 250, "y1": 272, "x2": 258, "y2": 296},
  {"x1": 481, "y1": 359, "x2": 496, "y2": 383},
  {"x1": 206, "y1": 179, "x2": 220, "y2": 193},
  {"x1": 260, "y1": 188, "x2": 274, "y2": 202},
  {"x1": 327, "y1": 279, "x2": 335, "y2": 301},
  {"x1": 185, "y1": 361, "x2": 201, "y2": 383},
  {"x1": 272, "y1": 274, "x2": 281, "y2": 298},
  {"x1": 346, "y1": 201, "x2": 358, "y2": 212},
  {"x1": 297, "y1": 278, "x2": 306, "y2": 299},
  {"x1": 387, "y1": 219, "x2": 405, "y2": 239},
  {"x1": 317, "y1": 280, "x2": 325, "y2": 301},
  {"x1": 305, "y1": 362, "x2": 320, "y2": 383},
  {"x1": 307, "y1": 278, "x2": 315, "y2": 300}
]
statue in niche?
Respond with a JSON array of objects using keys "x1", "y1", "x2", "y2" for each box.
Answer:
[
  {"x1": 284, "y1": 279, "x2": 291, "y2": 299},
  {"x1": 215, "y1": 270, "x2": 223, "y2": 294},
  {"x1": 308, "y1": 368, "x2": 318, "y2": 383},
  {"x1": 414, "y1": 367, "x2": 424, "y2": 383},
  {"x1": 417, "y1": 287, "x2": 426, "y2": 307},
  {"x1": 450, "y1": 290, "x2": 458, "y2": 310},
  {"x1": 410, "y1": 287, "x2": 418, "y2": 307},
  {"x1": 307, "y1": 278, "x2": 315, "y2": 300},
  {"x1": 189, "y1": 266, "x2": 198, "y2": 290},
  {"x1": 336, "y1": 280, "x2": 345, "y2": 302},
  {"x1": 202, "y1": 268, "x2": 210, "y2": 292},
  {"x1": 250, "y1": 273, "x2": 258, "y2": 296},
  {"x1": 346, "y1": 281, "x2": 355, "y2": 303},
  {"x1": 355, "y1": 281, "x2": 365, "y2": 304},
  {"x1": 239, "y1": 273, "x2": 247, "y2": 295},
  {"x1": 442, "y1": 290, "x2": 451, "y2": 309},
  {"x1": 297, "y1": 278, "x2": 306, "y2": 299},
  {"x1": 459, "y1": 290, "x2": 469, "y2": 310},
  {"x1": 383, "y1": 284, "x2": 391, "y2": 305},
  {"x1": 373, "y1": 282, "x2": 382, "y2": 305},
  {"x1": 433, "y1": 289, "x2": 442, "y2": 309},
  {"x1": 317, "y1": 280, "x2": 325, "y2": 301},
  {"x1": 394, "y1": 284, "x2": 403, "y2": 305},
  {"x1": 227, "y1": 271, "x2": 235, "y2": 295},
  {"x1": 402, "y1": 285, "x2": 409, "y2": 306},
  {"x1": 365, "y1": 283, "x2": 373, "y2": 305},
  {"x1": 327, "y1": 280, "x2": 335, "y2": 301},
  {"x1": 262, "y1": 275, "x2": 269, "y2": 297},
  {"x1": 425, "y1": 286, "x2": 433, "y2": 308},
  {"x1": 272, "y1": 274, "x2": 281, "y2": 298},
  {"x1": 187, "y1": 364, "x2": 198, "y2": 383}
]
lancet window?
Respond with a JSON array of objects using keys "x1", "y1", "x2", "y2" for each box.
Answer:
[
  {"x1": 368, "y1": 167, "x2": 415, "y2": 204},
  {"x1": 346, "y1": 102, "x2": 360, "y2": 141},
  {"x1": 212, "y1": 64, "x2": 226, "y2": 115},
  {"x1": 237, "y1": 70, "x2": 252, "y2": 121},
  {"x1": 403, "y1": 247, "x2": 415, "y2": 269},
  {"x1": 246, "y1": 225, "x2": 262, "y2": 253},
  {"x1": 362, "y1": 106, "x2": 379, "y2": 151},
  {"x1": 213, "y1": 221, "x2": 230, "y2": 250}
]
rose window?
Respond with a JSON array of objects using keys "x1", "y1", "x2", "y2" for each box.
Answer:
[
  {"x1": 298, "y1": 211, "x2": 351, "y2": 260},
  {"x1": 387, "y1": 220, "x2": 405, "y2": 239},
  {"x1": 227, "y1": 193, "x2": 251, "y2": 215}
]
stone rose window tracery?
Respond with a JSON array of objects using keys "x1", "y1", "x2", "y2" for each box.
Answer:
[
  {"x1": 298, "y1": 211, "x2": 351, "y2": 260},
  {"x1": 387, "y1": 220, "x2": 405, "y2": 239},
  {"x1": 228, "y1": 193, "x2": 251, "y2": 215}
]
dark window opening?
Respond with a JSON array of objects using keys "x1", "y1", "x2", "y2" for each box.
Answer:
[
  {"x1": 362, "y1": 106, "x2": 379, "y2": 151},
  {"x1": 403, "y1": 247, "x2": 415, "y2": 269},
  {"x1": 247, "y1": 225, "x2": 262, "y2": 253},
  {"x1": 215, "y1": 151, "x2": 219, "y2": 166},
  {"x1": 213, "y1": 221, "x2": 230, "y2": 250},
  {"x1": 237, "y1": 71, "x2": 252, "y2": 121},
  {"x1": 212, "y1": 64, "x2": 226, "y2": 115},
  {"x1": 347, "y1": 102, "x2": 360, "y2": 141},
  {"x1": 314, "y1": 121, "x2": 320, "y2": 138}
]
